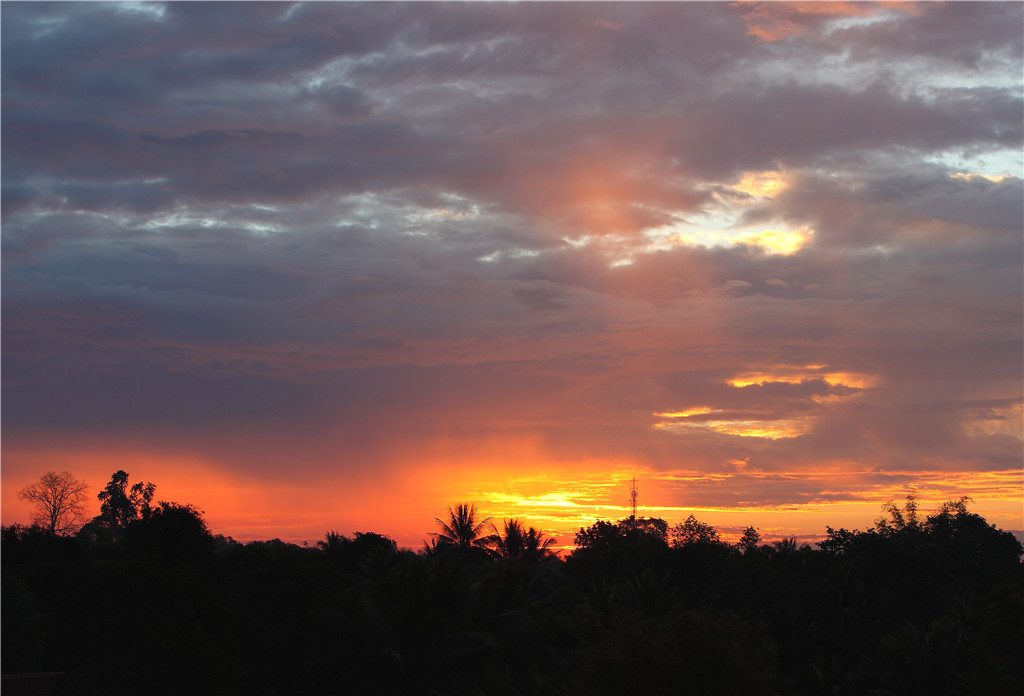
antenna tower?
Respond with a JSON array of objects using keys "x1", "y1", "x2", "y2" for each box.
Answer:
[{"x1": 630, "y1": 474, "x2": 639, "y2": 522}]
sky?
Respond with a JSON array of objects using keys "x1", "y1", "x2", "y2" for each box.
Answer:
[{"x1": 2, "y1": 1, "x2": 1022, "y2": 549}]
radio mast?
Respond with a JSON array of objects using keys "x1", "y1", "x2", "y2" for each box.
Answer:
[{"x1": 629, "y1": 473, "x2": 639, "y2": 524}]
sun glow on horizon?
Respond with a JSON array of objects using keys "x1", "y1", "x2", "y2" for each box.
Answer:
[
  {"x1": 4, "y1": 449, "x2": 1022, "y2": 549},
  {"x1": 452, "y1": 465, "x2": 1024, "y2": 547}
]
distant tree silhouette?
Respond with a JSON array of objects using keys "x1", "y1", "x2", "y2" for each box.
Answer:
[
  {"x1": 94, "y1": 470, "x2": 156, "y2": 538},
  {"x1": 17, "y1": 471, "x2": 89, "y2": 535},
  {"x1": 818, "y1": 525, "x2": 860, "y2": 556},
  {"x1": 573, "y1": 517, "x2": 669, "y2": 551},
  {"x1": 670, "y1": 514, "x2": 723, "y2": 548},
  {"x1": 737, "y1": 525, "x2": 762, "y2": 553},
  {"x1": 569, "y1": 518, "x2": 671, "y2": 579},
  {"x1": 348, "y1": 531, "x2": 398, "y2": 556},
  {"x1": 431, "y1": 503, "x2": 495, "y2": 551},
  {"x1": 125, "y1": 501, "x2": 214, "y2": 565},
  {"x1": 522, "y1": 525, "x2": 558, "y2": 561},
  {"x1": 318, "y1": 530, "x2": 399, "y2": 569},
  {"x1": 317, "y1": 530, "x2": 347, "y2": 555},
  {"x1": 766, "y1": 537, "x2": 807, "y2": 558},
  {"x1": 876, "y1": 493, "x2": 921, "y2": 534},
  {"x1": 572, "y1": 519, "x2": 620, "y2": 550},
  {"x1": 813, "y1": 495, "x2": 1023, "y2": 693},
  {"x1": 4, "y1": 489, "x2": 1022, "y2": 695},
  {"x1": 630, "y1": 516, "x2": 669, "y2": 544},
  {"x1": 923, "y1": 496, "x2": 1023, "y2": 575},
  {"x1": 490, "y1": 519, "x2": 557, "y2": 561}
]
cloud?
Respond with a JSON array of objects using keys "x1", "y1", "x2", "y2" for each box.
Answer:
[{"x1": 2, "y1": 2, "x2": 1020, "y2": 541}]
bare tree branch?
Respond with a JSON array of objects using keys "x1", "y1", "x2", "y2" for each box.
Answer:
[{"x1": 17, "y1": 471, "x2": 89, "y2": 535}]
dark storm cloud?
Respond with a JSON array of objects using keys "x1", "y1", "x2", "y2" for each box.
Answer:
[{"x1": 2, "y1": 1, "x2": 1020, "y2": 503}]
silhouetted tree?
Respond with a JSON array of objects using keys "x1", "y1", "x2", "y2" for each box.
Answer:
[
  {"x1": 631, "y1": 516, "x2": 669, "y2": 544},
  {"x1": 322, "y1": 530, "x2": 399, "y2": 569},
  {"x1": 431, "y1": 503, "x2": 495, "y2": 551},
  {"x1": 876, "y1": 493, "x2": 921, "y2": 535},
  {"x1": 490, "y1": 518, "x2": 557, "y2": 561},
  {"x1": 572, "y1": 519, "x2": 621, "y2": 551},
  {"x1": 923, "y1": 495, "x2": 1023, "y2": 581},
  {"x1": 522, "y1": 525, "x2": 558, "y2": 561},
  {"x1": 766, "y1": 537, "x2": 806, "y2": 557},
  {"x1": 348, "y1": 531, "x2": 398, "y2": 556},
  {"x1": 317, "y1": 530, "x2": 347, "y2": 555},
  {"x1": 125, "y1": 501, "x2": 214, "y2": 566},
  {"x1": 95, "y1": 470, "x2": 156, "y2": 538},
  {"x1": 737, "y1": 525, "x2": 762, "y2": 554},
  {"x1": 17, "y1": 471, "x2": 89, "y2": 535},
  {"x1": 4, "y1": 489, "x2": 1022, "y2": 695},
  {"x1": 569, "y1": 517, "x2": 671, "y2": 580},
  {"x1": 819, "y1": 525, "x2": 860, "y2": 556},
  {"x1": 573, "y1": 517, "x2": 669, "y2": 551},
  {"x1": 670, "y1": 514, "x2": 723, "y2": 548}
]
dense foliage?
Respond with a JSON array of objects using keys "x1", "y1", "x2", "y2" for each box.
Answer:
[{"x1": 2, "y1": 485, "x2": 1021, "y2": 695}]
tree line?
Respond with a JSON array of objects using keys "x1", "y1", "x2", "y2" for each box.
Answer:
[{"x1": 4, "y1": 470, "x2": 1022, "y2": 695}]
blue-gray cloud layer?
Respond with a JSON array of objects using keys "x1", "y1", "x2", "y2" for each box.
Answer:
[{"x1": 3, "y1": 2, "x2": 1021, "y2": 505}]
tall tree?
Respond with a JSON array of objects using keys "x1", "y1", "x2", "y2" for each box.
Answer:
[
  {"x1": 95, "y1": 470, "x2": 156, "y2": 537},
  {"x1": 17, "y1": 471, "x2": 89, "y2": 535},
  {"x1": 737, "y1": 526, "x2": 762, "y2": 554}
]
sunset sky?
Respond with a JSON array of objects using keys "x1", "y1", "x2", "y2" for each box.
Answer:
[{"x1": 3, "y1": 1, "x2": 1022, "y2": 548}]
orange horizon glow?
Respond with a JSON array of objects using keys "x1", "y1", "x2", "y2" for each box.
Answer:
[{"x1": 5, "y1": 445, "x2": 1021, "y2": 550}]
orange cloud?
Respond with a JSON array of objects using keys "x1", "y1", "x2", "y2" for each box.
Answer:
[
  {"x1": 727, "y1": 367, "x2": 879, "y2": 390},
  {"x1": 653, "y1": 413, "x2": 814, "y2": 440},
  {"x1": 733, "y1": 228, "x2": 813, "y2": 255},
  {"x1": 653, "y1": 365, "x2": 879, "y2": 441},
  {"x1": 730, "y1": 168, "x2": 792, "y2": 198}
]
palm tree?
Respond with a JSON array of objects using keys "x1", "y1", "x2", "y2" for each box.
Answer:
[
  {"x1": 492, "y1": 518, "x2": 527, "y2": 559},
  {"x1": 317, "y1": 530, "x2": 348, "y2": 555},
  {"x1": 522, "y1": 525, "x2": 558, "y2": 560},
  {"x1": 491, "y1": 518, "x2": 557, "y2": 561},
  {"x1": 431, "y1": 503, "x2": 495, "y2": 550}
]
